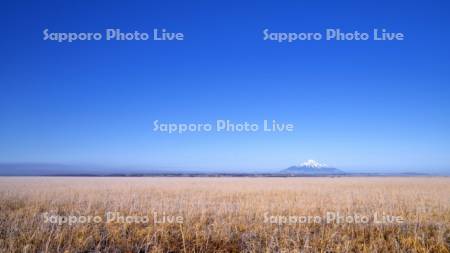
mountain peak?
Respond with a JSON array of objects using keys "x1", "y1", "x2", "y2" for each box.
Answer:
[
  {"x1": 281, "y1": 160, "x2": 344, "y2": 175},
  {"x1": 299, "y1": 160, "x2": 328, "y2": 169}
]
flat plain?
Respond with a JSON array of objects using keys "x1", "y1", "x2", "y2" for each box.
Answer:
[{"x1": 0, "y1": 177, "x2": 449, "y2": 252}]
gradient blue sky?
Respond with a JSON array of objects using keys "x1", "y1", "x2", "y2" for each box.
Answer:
[{"x1": 1, "y1": 1, "x2": 450, "y2": 173}]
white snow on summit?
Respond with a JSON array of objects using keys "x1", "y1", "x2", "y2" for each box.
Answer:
[{"x1": 299, "y1": 160, "x2": 328, "y2": 169}]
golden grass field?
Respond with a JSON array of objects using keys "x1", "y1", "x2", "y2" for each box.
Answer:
[{"x1": 0, "y1": 177, "x2": 449, "y2": 252}]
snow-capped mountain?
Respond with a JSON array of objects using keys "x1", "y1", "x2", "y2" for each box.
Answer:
[
  {"x1": 281, "y1": 160, "x2": 344, "y2": 175},
  {"x1": 299, "y1": 160, "x2": 329, "y2": 168}
]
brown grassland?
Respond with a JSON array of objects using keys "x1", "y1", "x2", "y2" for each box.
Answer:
[{"x1": 0, "y1": 177, "x2": 449, "y2": 252}]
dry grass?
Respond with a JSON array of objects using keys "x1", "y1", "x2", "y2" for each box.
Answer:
[{"x1": 0, "y1": 177, "x2": 449, "y2": 252}]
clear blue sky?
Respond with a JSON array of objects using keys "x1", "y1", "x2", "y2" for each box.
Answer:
[{"x1": 1, "y1": 1, "x2": 449, "y2": 173}]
